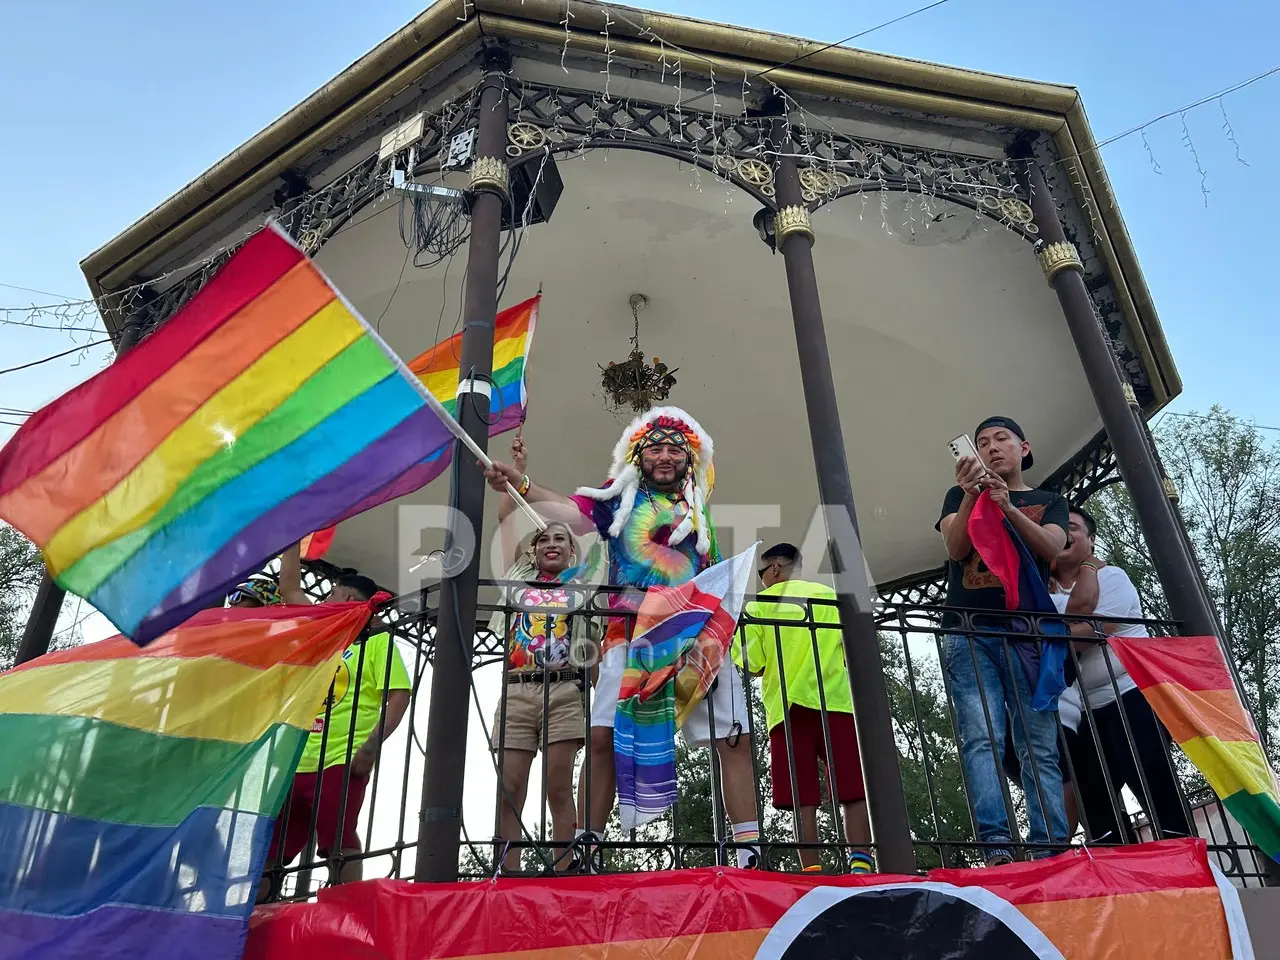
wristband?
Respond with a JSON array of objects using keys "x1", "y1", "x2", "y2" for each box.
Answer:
[
  {"x1": 1080, "y1": 560, "x2": 1099, "y2": 571},
  {"x1": 517, "y1": 474, "x2": 531, "y2": 496}
]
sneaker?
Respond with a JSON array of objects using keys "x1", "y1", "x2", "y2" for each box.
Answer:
[
  {"x1": 984, "y1": 850, "x2": 1015, "y2": 868},
  {"x1": 848, "y1": 851, "x2": 876, "y2": 875}
]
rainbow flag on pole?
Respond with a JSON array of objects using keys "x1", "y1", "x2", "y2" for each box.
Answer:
[
  {"x1": 1109, "y1": 634, "x2": 1280, "y2": 860},
  {"x1": 336, "y1": 295, "x2": 539, "y2": 519},
  {"x1": 0, "y1": 602, "x2": 371, "y2": 960},
  {"x1": 0, "y1": 225, "x2": 464, "y2": 642}
]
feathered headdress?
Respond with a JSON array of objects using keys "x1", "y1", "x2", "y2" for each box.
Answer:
[{"x1": 574, "y1": 406, "x2": 715, "y2": 555}]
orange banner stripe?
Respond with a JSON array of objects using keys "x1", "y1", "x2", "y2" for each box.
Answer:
[
  {"x1": 456, "y1": 928, "x2": 767, "y2": 960},
  {"x1": 1142, "y1": 681, "x2": 1259, "y2": 745},
  {"x1": 0, "y1": 260, "x2": 334, "y2": 544},
  {"x1": 1020, "y1": 887, "x2": 1232, "y2": 960}
]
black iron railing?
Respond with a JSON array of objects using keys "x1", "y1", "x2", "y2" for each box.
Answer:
[{"x1": 259, "y1": 577, "x2": 1272, "y2": 902}]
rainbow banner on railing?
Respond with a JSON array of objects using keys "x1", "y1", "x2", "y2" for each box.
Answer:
[
  {"x1": 0, "y1": 224, "x2": 468, "y2": 642},
  {"x1": 244, "y1": 839, "x2": 1253, "y2": 959},
  {"x1": 0, "y1": 603, "x2": 370, "y2": 960},
  {"x1": 1110, "y1": 634, "x2": 1280, "y2": 860}
]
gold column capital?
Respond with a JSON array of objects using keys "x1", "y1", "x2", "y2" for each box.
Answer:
[
  {"x1": 774, "y1": 205, "x2": 814, "y2": 247},
  {"x1": 1122, "y1": 382, "x2": 1138, "y2": 407},
  {"x1": 468, "y1": 156, "x2": 509, "y2": 201},
  {"x1": 1036, "y1": 240, "x2": 1083, "y2": 284},
  {"x1": 1162, "y1": 476, "x2": 1180, "y2": 501}
]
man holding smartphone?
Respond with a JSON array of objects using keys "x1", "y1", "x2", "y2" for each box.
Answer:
[{"x1": 936, "y1": 416, "x2": 1069, "y2": 866}]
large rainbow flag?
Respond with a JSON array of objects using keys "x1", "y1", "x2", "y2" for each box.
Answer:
[
  {"x1": 336, "y1": 295, "x2": 540, "y2": 519},
  {"x1": 1109, "y1": 634, "x2": 1280, "y2": 860},
  {"x1": 0, "y1": 224, "x2": 465, "y2": 642},
  {"x1": 615, "y1": 545, "x2": 756, "y2": 831},
  {"x1": 0, "y1": 602, "x2": 371, "y2": 960},
  {"x1": 243, "y1": 839, "x2": 1254, "y2": 959}
]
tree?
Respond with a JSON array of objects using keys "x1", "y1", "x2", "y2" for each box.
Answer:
[
  {"x1": 0, "y1": 523, "x2": 79, "y2": 670},
  {"x1": 1089, "y1": 406, "x2": 1280, "y2": 764}
]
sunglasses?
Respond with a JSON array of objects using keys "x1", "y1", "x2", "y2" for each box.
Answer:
[{"x1": 757, "y1": 563, "x2": 773, "y2": 580}]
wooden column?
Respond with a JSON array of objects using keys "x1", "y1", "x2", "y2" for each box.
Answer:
[
  {"x1": 1015, "y1": 150, "x2": 1220, "y2": 641},
  {"x1": 416, "y1": 45, "x2": 512, "y2": 882},
  {"x1": 767, "y1": 116, "x2": 917, "y2": 875}
]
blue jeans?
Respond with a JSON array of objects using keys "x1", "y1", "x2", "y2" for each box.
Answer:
[{"x1": 943, "y1": 634, "x2": 1067, "y2": 852}]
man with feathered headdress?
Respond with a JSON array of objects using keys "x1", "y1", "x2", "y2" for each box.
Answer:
[{"x1": 483, "y1": 406, "x2": 760, "y2": 866}]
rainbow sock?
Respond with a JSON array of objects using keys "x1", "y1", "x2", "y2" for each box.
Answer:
[
  {"x1": 849, "y1": 851, "x2": 875, "y2": 875},
  {"x1": 732, "y1": 821, "x2": 760, "y2": 869}
]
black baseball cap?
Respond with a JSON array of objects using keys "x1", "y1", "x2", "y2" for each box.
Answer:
[{"x1": 974, "y1": 416, "x2": 1033, "y2": 471}]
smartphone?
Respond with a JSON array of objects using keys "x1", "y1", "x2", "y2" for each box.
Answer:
[{"x1": 948, "y1": 434, "x2": 980, "y2": 464}]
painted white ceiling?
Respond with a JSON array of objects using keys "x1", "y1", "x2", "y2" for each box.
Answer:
[{"x1": 314, "y1": 147, "x2": 1103, "y2": 594}]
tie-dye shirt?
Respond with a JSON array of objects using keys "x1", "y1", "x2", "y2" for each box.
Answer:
[{"x1": 570, "y1": 482, "x2": 721, "y2": 650}]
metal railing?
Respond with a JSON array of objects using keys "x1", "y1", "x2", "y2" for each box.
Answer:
[{"x1": 259, "y1": 578, "x2": 1273, "y2": 901}]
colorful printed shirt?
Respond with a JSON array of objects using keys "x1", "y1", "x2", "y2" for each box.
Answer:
[
  {"x1": 297, "y1": 631, "x2": 411, "y2": 773},
  {"x1": 488, "y1": 559, "x2": 585, "y2": 672},
  {"x1": 571, "y1": 483, "x2": 721, "y2": 650}
]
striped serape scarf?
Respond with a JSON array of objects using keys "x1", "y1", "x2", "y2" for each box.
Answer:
[{"x1": 614, "y1": 546, "x2": 757, "y2": 831}]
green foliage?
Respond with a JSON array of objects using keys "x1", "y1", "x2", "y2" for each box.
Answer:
[{"x1": 0, "y1": 523, "x2": 80, "y2": 671}]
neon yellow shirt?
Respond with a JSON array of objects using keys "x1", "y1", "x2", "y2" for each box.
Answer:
[
  {"x1": 297, "y1": 631, "x2": 411, "y2": 773},
  {"x1": 733, "y1": 579, "x2": 853, "y2": 731}
]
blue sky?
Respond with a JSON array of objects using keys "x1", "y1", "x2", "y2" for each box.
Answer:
[{"x1": 1, "y1": 0, "x2": 1276, "y2": 434}]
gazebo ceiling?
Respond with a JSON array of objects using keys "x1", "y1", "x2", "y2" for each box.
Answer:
[{"x1": 314, "y1": 148, "x2": 1102, "y2": 591}]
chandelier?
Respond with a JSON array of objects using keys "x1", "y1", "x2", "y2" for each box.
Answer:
[{"x1": 599, "y1": 293, "x2": 678, "y2": 413}]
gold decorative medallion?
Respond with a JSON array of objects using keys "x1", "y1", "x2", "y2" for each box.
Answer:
[
  {"x1": 1036, "y1": 240, "x2": 1083, "y2": 283},
  {"x1": 735, "y1": 157, "x2": 774, "y2": 187},
  {"x1": 506, "y1": 122, "x2": 547, "y2": 157},
  {"x1": 1162, "y1": 476, "x2": 1180, "y2": 501},
  {"x1": 1121, "y1": 382, "x2": 1138, "y2": 407},
  {"x1": 469, "y1": 156, "x2": 509, "y2": 200},
  {"x1": 774, "y1": 205, "x2": 814, "y2": 246}
]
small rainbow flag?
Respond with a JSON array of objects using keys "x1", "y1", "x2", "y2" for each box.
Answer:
[
  {"x1": 0, "y1": 602, "x2": 371, "y2": 960},
  {"x1": 0, "y1": 225, "x2": 461, "y2": 642},
  {"x1": 1109, "y1": 634, "x2": 1280, "y2": 859},
  {"x1": 335, "y1": 295, "x2": 539, "y2": 519}
]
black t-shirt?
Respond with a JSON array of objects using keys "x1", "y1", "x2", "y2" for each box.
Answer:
[{"x1": 936, "y1": 485, "x2": 1069, "y2": 628}]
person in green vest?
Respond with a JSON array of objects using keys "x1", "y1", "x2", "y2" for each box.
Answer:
[{"x1": 735, "y1": 543, "x2": 873, "y2": 874}]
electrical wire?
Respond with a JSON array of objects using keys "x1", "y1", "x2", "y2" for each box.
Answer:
[
  {"x1": 674, "y1": 0, "x2": 955, "y2": 111},
  {"x1": 0, "y1": 339, "x2": 110, "y2": 377},
  {"x1": 0, "y1": 280, "x2": 79, "y2": 299}
]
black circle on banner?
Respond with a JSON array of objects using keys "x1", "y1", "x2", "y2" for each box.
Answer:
[{"x1": 755, "y1": 882, "x2": 1064, "y2": 960}]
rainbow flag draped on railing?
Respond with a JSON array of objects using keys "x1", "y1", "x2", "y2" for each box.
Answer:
[
  {"x1": 1109, "y1": 633, "x2": 1280, "y2": 860},
  {"x1": 337, "y1": 295, "x2": 540, "y2": 519},
  {"x1": 0, "y1": 602, "x2": 370, "y2": 960},
  {"x1": 614, "y1": 545, "x2": 756, "y2": 831},
  {"x1": 0, "y1": 224, "x2": 466, "y2": 642}
]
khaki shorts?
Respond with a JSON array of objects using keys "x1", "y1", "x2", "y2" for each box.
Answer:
[{"x1": 495, "y1": 679, "x2": 586, "y2": 753}]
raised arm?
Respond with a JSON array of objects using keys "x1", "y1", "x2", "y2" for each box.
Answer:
[
  {"x1": 278, "y1": 542, "x2": 311, "y2": 605},
  {"x1": 482, "y1": 457, "x2": 594, "y2": 536},
  {"x1": 498, "y1": 436, "x2": 529, "y2": 567}
]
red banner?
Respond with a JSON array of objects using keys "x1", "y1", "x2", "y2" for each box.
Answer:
[{"x1": 246, "y1": 839, "x2": 1251, "y2": 959}]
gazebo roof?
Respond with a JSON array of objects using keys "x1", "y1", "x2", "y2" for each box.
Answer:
[
  {"x1": 81, "y1": 0, "x2": 1177, "y2": 407},
  {"x1": 72, "y1": 1, "x2": 1181, "y2": 591}
]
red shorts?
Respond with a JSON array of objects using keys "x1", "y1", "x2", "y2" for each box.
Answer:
[
  {"x1": 267, "y1": 765, "x2": 368, "y2": 863},
  {"x1": 769, "y1": 707, "x2": 865, "y2": 810}
]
